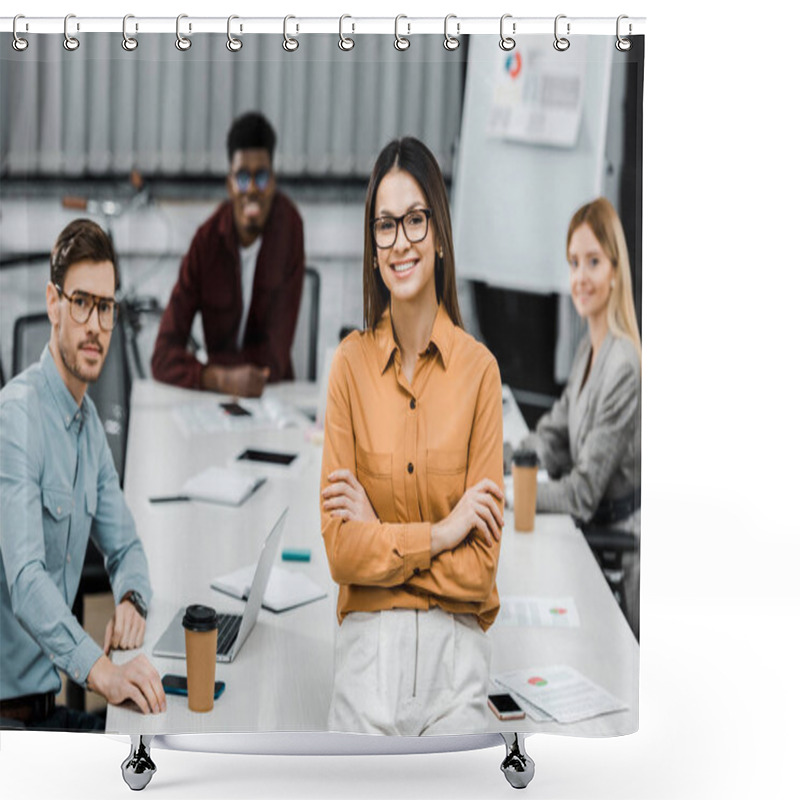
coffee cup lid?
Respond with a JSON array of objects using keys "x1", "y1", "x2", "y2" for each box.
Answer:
[
  {"x1": 513, "y1": 449, "x2": 539, "y2": 467},
  {"x1": 182, "y1": 604, "x2": 218, "y2": 632}
]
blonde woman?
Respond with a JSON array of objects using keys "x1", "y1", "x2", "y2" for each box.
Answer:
[
  {"x1": 320, "y1": 138, "x2": 504, "y2": 735},
  {"x1": 521, "y1": 197, "x2": 641, "y2": 636}
]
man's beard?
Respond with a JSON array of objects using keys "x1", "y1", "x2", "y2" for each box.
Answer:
[{"x1": 59, "y1": 335, "x2": 105, "y2": 385}]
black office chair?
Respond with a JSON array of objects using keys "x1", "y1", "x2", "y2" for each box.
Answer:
[
  {"x1": 13, "y1": 310, "x2": 133, "y2": 711},
  {"x1": 290, "y1": 266, "x2": 320, "y2": 381},
  {"x1": 580, "y1": 524, "x2": 638, "y2": 623}
]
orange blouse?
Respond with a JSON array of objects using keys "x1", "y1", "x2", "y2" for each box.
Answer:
[{"x1": 320, "y1": 304, "x2": 504, "y2": 631}]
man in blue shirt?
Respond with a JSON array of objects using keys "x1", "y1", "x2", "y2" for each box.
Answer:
[{"x1": 1, "y1": 219, "x2": 166, "y2": 729}]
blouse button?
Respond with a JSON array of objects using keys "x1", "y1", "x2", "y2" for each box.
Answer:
[
  {"x1": 410, "y1": 398, "x2": 416, "y2": 410},
  {"x1": 413, "y1": 568, "x2": 420, "y2": 575},
  {"x1": 407, "y1": 463, "x2": 414, "y2": 474}
]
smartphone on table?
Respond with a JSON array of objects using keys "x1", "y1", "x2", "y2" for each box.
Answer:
[
  {"x1": 488, "y1": 693, "x2": 526, "y2": 721},
  {"x1": 162, "y1": 674, "x2": 226, "y2": 700}
]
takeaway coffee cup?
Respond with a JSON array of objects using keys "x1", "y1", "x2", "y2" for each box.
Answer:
[
  {"x1": 512, "y1": 449, "x2": 539, "y2": 533},
  {"x1": 182, "y1": 604, "x2": 218, "y2": 712}
]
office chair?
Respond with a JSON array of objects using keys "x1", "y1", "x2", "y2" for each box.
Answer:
[
  {"x1": 580, "y1": 524, "x2": 638, "y2": 623},
  {"x1": 290, "y1": 266, "x2": 320, "y2": 381},
  {"x1": 13, "y1": 310, "x2": 134, "y2": 711}
]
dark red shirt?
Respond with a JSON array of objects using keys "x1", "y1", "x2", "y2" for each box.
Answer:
[{"x1": 151, "y1": 192, "x2": 305, "y2": 388}]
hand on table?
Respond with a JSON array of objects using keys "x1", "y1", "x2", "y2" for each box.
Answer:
[
  {"x1": 87, "y1": 654, "x2": 166, "y2": 715},
  {"x1": 431, "y1": 478, "x2": 504, "y2": 557},
  {"x1": 322, "y1": 469, "x2": 378, "y2": 522},
  {"x1": 103, "y1": 599, "x2": 146, "y2": 655}
]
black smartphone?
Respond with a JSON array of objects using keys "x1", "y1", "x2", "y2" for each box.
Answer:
[
  {"x1": 220, "y1": 401, "x2": 252, "y2": 417},
  {"x1": 237, "y1": 448, "x2": 297, "y2": 466},
  {"x1": 162, "y1": 674, "x2": 226, "y2": 700},
  {"x1": 487, "y1": 693, "x2": 526, "y2": 721}
]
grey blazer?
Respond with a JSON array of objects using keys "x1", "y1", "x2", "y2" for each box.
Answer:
[{"x1": 522, "y1": 331, "x2": 641, "y2": 524}]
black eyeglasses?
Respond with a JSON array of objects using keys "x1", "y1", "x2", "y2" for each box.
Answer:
[
  {"x1": 371, "y1": 208, "x2": 432, "y2": 249},
  {"x1": 55, "y1": 284, "x2": 118, "y2": 331},
  {"x1": 231, "y1": 169, "x2": 271, "y2": 193}
]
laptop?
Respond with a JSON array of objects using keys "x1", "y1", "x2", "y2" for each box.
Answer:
[{"x1": 152, "y1": 507, "x2": 288, "y2": 663}]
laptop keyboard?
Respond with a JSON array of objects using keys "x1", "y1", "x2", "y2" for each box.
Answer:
[{"x1": 216, "y1": 613, "x2": 242, "y2": 655}]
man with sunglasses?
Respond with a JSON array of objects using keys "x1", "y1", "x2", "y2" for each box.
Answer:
[
  {"x1": 0, "y1": 219, "x2": 166, "y2": 730},
  {"x1": 152, "y1": 111, "x2": 305, "y2": 397}
]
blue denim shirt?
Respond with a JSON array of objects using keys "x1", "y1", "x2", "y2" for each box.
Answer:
[{"x1": 0, "y1": 346, "x2": 151, "y2": 700}]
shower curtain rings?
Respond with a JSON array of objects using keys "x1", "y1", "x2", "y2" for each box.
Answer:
[
  {"x1": 443, "y1": 14, "x2": 460, "y2": 51},
  {"x1": 283, "y1": 16, "x2": 299, "y2": 51},
  {"x1": 175, "y1": 14, "x2": 191, "y2": 50},
  {"x1": 227, "y1": 15, "x2": 242, "y2": 52},
  {"x1": 64, "y1": 14, "x2": 80, "y2": 51},
  {"x1": 122, "y1": 14, "x2": 138, "y2": 51},
  {"x1": 12, "y1": 15, "x2": 29, "y2": 51},
  {"x1": 616, "y1": 15, "x2": 632, "y2": 51},
  {"x1": 554, "y1": 14, "x2": 570, "y2": 51},
  {"x1": 339, "y1": 15, "x2": 355, "y2": 51},
  {"x1": 499, "y1": 14, "x2": 515, "y2": 51},
  {"x1": 394, "y1": 15, "x2": 410, "y2": 51}
]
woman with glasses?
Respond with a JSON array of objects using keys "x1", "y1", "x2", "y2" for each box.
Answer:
[
  {"x1": 519, "y1": 197, "x2": 641, "y2": 637},
  {"x1": 320, "y1": 138, "x2": 504, "y2": 735}
]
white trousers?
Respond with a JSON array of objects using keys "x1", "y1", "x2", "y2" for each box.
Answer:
[{"x1": 328, "y1": 607, "x2": 491, "y2": 736}]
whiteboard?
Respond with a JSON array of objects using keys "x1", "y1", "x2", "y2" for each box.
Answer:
[{"x1": 452, "y1": 35, "x2": 613, "y2": 294}]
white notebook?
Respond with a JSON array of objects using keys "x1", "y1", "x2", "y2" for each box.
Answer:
[
  {"x1": 181, "y1": 466, "x2": 266, "y2": 506},
  {"x1": 212, "y1": 563, "x2": 326, "y2": 613}
]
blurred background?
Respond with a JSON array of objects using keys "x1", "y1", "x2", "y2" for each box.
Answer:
[{"x1": 1, "y1": 33, "x2": 642, "y2": 428}]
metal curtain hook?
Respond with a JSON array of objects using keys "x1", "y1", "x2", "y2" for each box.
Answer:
[
  {"x1": 554, "y1": 14, "x2": 570, "y2": 51},
  {"x1": 283, "y1": 15, "x2": 299, "y2": 51},
  {"x1": 63, "y1": 13, "x2": 80, "y2": 51},
  {"x1": 394, "y1": 15, "x2": 410, "y2": 51},
  {"x1": 499, "y1": 14, "x2": 515, "y2": 51},
  {"x1": 12, "y1": 14, "x2": 29, "y2": 52},
  {"x1": 176, "y1": 14, "x2": 191, "y2": 51},
  {"x1": 122, "y1": 14, "x2": 138, "y2": 51},
  {"x1": 227, "y1": 15, "x2": 242, "y2": 52},
  {"x1": 443, "y1": 14, "x2": 460, "y2": 51},
  {"x1": 616, "y1": 15, "x2": 632, "y2": 51},
  {"x1": 339, "y1": 14, "x2": 355, "y2": 51}
]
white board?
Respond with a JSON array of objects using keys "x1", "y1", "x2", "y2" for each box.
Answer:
[{"x1": 452, "y1": 35, "x2": 613, "y2": 294}]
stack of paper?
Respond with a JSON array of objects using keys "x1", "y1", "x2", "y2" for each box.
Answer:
[
  {"x1": 181, "y1": 466, "x2": 265, "y2": 506},
  {"x1": 212, "y1": 564, "x2": 326, "y2": 613},
  {"x1": 493, "y1": 664, "x2": 628, "y2": 724}
]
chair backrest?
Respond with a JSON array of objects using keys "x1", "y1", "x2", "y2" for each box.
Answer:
[
  {"x1": 12, "y1": 311, "x2": 132, "y2": 485},
  {"x1": 13, "y1": 313, "x2": 51, "y2": 378},
  {"x1": 290, "y1": 266, "x2": 320, "y2": 381}
]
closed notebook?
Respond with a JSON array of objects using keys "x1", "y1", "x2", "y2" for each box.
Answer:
[
  {"x1": 181, "y1": 466, "x2": 265, "y2": 506},
  {"x1": 212, "y1": 563, "x2": 326, "y2": 613}
]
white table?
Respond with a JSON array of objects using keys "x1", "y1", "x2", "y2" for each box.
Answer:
[{"x1": 106, "y1": 379, "x2": 638, "y2": 738}]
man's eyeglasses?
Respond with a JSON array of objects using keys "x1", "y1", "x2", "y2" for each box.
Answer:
[
  {"x1": 371, "y1": 208, "x2": 432, "y2": 249},
  {"x1": 54, "y1": 284, "x2": 118, "y2": 331},
  {"x1": 231, "y1": 169, "x2": 271, "y2": 193}
]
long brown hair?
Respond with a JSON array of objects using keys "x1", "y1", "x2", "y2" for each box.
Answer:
[
  {"x1": 362, "y1": 137, "x2": 462, "y2": 330},
  {"x1": 567, "y1": 197, "x2": 641, "y2": 363}
]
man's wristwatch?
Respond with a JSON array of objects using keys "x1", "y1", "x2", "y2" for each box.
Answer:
[{"x1": 121, "y1": 590, "x2": 148, "y2": 620}]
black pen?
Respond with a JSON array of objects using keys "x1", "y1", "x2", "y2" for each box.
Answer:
[{"x1": 149, "y1": 495, "x2": 191, "y2": 504}]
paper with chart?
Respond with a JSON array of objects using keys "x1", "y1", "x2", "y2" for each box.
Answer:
[
  {"x1": 495, "y1": 597, "x2": 580, "y2": 628},
  {"x1": 487, "y1": 45, "x2": 585, "y2": 148},
  {"x1": 493, "y1": 665, "x2": 627, "y2": 724}
]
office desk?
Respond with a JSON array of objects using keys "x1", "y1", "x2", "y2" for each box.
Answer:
[{"x1": 107, "y1": 380, "x2": 638, "y2": 738}]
